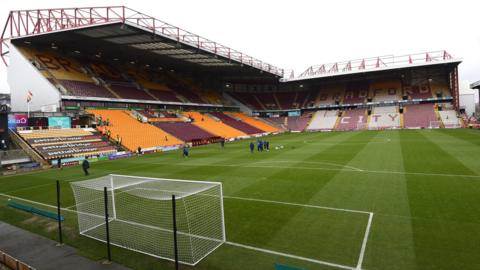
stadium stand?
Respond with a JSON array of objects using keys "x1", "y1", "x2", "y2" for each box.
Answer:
[
  {"x1": 431, "y1": 81, "x2": 451, "y2": 97},
  {"x1": 17, "y1": 128, "x2": 117, "y2": 160},
  {"x1": 287, "y1": 116, "x2": 310, "y2": 132},
  {"x1": 87, "y1": 109, "x2": 183, "y2": 151},
  {"x1": 368, "y1": 106, "x2": 401, "y2": 129},
  {"x1": 255, "y1": 93, "x2": 279, "y2": 110},
  {"x1": 183, "y1": 112, "x2": 246, "y2": 139},
  {"x1": 336, "y1": 109, "x2": 367, "y2": 131},
  {"x1": 209, "y1": 112, "x2": 264, "y2": 134},
  {"x1": 108, "y1": 84, "x2": 155, "y2": 100},
  {"x1": 60, "y1": 80, "x2": 116, "y2": 98},
  {"x1": 317, "y1": 85, "x2": 344, "y2": 106},
  {"x1": 153, "y1": 122, "x2": 219, "y2": 143},
  {"x1": 370, "y1": 80, "x2": 402, "y2": 102},
  {"x1": 404, "y1": 84, "x2": 433, "y2": 99},
  {"x1": 403, "y1": 104, "x2": 438, "y2": 129},
  {"x1": 306, "y1": 110, "x2": 339, "y2": 131},
  {"x1": 18, "y1": 47, "x2": 119, "y2": 98},
  {"x1": 165, "y1": 74, "x2": 205, "y2": 103},
  {"x1": 344, "y1": 81, "x2": 369, "y2": 104},
  {"x1": 294, "y1": 91, "x2": 309, "y2": 108},
  {"x1": 225, "y1": 112, "x2": 281, "y2": 133},
  {"x1": 439, "y1": 110, "x2": 461, "y2": 128},
  {"x1": 303, "y1": 89, "x2": 319, "y2": 108},
  {"x1": 276, "y1": 92, "x2": 297, "y2": 109},
  {"x1": 229, "y1": 92, "x2": 265, "y2": 110},
  {"x1": 264, "y1": 117, "x2": 286, "y2": 128}
]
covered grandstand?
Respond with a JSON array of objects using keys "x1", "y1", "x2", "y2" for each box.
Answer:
[{"x1": 0, "y1": 6, "x2": 466, "y2": 167}]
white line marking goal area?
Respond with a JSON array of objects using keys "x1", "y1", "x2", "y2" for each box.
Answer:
[
  {"x1": 0, "y1": 192, "x2": 373, "y2": 270},
  {"x1": 224, "y1": 196, "x2": 373, "y2": 270}
]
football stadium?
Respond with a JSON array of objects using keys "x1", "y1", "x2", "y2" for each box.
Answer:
[{"x1": 0, "y1": 5, "x2": 480, "y2": 270}]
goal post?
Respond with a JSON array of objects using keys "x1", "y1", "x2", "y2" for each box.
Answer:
[
  {"x1": 70, "y1": 174, "x2": 226, "y2": 266},
  {"x1": 429, "y1": 121, "x2": 442, "y2": 129}
]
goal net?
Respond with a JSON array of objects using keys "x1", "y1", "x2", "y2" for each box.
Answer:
[{"x1": 70, "y1": 174, "x2": 225, "y2": 266}]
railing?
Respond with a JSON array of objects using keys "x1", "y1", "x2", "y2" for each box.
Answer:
[
  {"x1": 0, "y1": 250, "x2": 36, "y2": 270},
  {"x1": 288, "y1": 50, "x2": 459, "y2": 81},
  {"x1": 0, "y1": 149, "x2": 30, "y2": 162},
  {"x1": 8, "y1": 128, "x2": 48, "y2": 166}
]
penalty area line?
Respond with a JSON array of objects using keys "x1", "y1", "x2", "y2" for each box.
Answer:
[{"x1": 225, "y1": 241, "x2": 356, "y2": 270}]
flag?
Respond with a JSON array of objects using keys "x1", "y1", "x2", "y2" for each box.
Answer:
[{"x1": 26, "y1": 90, "x2": 33, "y2": 103}]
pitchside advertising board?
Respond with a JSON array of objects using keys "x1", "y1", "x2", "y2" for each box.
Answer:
[
  {"x1": 48, "y1": 117, "x2": 71, "y2": 128},
  {"x1": 8, "y1": 114, "x2": 28, "y2": 129}
]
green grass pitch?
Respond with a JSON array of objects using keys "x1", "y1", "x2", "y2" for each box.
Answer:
[{"x1": 1, "y1": 129, "x2": 480, "y2": 270}]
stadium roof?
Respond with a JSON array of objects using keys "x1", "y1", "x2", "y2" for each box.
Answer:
[
  {"x1": 0, "y1": 6, "x2": 284, "y2": 79},
  {"x1": 282, "y1": 50, "x2": 462, "y2": 82},
  {"x1": 471, "y1": 80, "x2": 480, "y2": 90}
]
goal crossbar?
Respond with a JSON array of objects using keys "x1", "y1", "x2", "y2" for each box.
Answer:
[{"x1": 71, "y1": 174, "x2": 226, "y2": 266}]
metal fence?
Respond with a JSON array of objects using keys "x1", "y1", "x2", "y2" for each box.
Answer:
[{"x1": 0, "y1": 250, "x2": 36, "y2": 270}]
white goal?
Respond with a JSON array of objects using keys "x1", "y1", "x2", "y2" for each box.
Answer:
[
  {"x1": 428, "y1": 121, "x2": 442, "y2": 129},
  {"x1": 70, "y1": 174, "x2": 225, "y2": 265}
]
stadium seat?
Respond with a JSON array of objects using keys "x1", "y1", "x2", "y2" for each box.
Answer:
[
  {"x1": 336, "y1": 109, "x2": 367, "y2": 131},
  {"x1": 183, "y1": 112, "x2": 246, "y2": 139},
  {"x1": 109, "y1": 84, "x2": 155, "y2": 100},
  {"x1": 344, "y1": 81, "x2": 369, "y2": 104},
  {"x1": 368, "y1": 106, "x2": 401, "y2": 129},
  {"x1": 403, "y1": 84, "x2": 433, "y2": 99},
  {"x1": 229, "y1": 92, "x2": 265, "y2": 110},
  {"x1": 370, "y1": 80, "x2": 402, "y2": 102},
  {"x1": 17, "y1": 128, "x2": 116, "y2": 160},
  {"x1": 87, "y1": 109, "x2": 184, "y2": 151},
  {"x1": 275, "y1": 92, "x2": 297, "y2": 109},
  {"x1": 403, "y1": 104, "x2": 438, "y2": 128},
  {"x1": 316, "y1": 85, "x2": 344, "y2": 106},
  {"x1": 225, "y1": 112, "x2": 281, "y2": 133},
  {"x1": 153, "y1": 122, "x2": 217, "y2": 142},
  {"x1": 439, "y1": 110, "x2": 461, "y2": 128},
  {"x1": 306, "y1": 110, "x2": 339, "y2": 131},
  {"x1": 286, "y1": 116, "x2": 310, "y2": 132},
  {"x1": 209, "y1": 112, "x2": 264, "y2": 134}
]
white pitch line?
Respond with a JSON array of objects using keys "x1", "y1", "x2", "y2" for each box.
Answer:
[
  {"x1": 225, "y1": 241, "x2": 356, "y2": 270},
  {"x1": 1, "y1": 192, "x2": 370, "y2": 269},
  {"x1": 356, "y1": 212, "x2": 373, "y2": 270},
  {"x1": 224, "y1": 195, "x2": 371, "y2": 215},
  {"x1": 150, "y1": 161, "x2": 480, "y2": 179},
  {"x1": 254, "y1": 160, "x2": 363, "y2": 172}
]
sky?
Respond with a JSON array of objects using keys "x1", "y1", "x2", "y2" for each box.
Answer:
[{"x1": 0, "y1": 0, "x2": 478, "y2": 94}]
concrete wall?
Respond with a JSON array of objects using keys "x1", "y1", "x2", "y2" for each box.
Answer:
[
  {"x1": 7, "y1": 45, "x2": 61, "y2": 112},
  {"x1": 460, "y1": 93, "x2": 476, "y2": 116}
]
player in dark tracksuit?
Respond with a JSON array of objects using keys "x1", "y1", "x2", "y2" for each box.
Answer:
[
  {"x1": 249, "y1": 142, "x2": 254, "y2": 153},
  {"x1": 82, "y1": 158, "x2": 90, "y2": 176}
]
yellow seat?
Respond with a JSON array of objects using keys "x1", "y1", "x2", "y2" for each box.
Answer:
[
  {"x1": 87, "y1": 110, "x2": 184, "y2": 151},
  {"x1": 183, "y1": 112, "x2": 246, "y2": 139},
  {"x1": 225, "y1": 112, "x2": 281, "y2": 133}
]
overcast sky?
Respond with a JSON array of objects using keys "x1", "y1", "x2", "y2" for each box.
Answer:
[{"x1": 0, "y1": 0, "x2": 478, "y2": 94}]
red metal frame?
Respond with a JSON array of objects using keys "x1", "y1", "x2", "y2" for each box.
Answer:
[
  {"x1": 450, "y1": 66, "x2": 459, "y2": 109},
  {"x1": 0, "y1": 6, "x2": 284, "y2": 77},
  {"x1": 298, "y1": 50, "x2": 457, "y2": 78}
]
